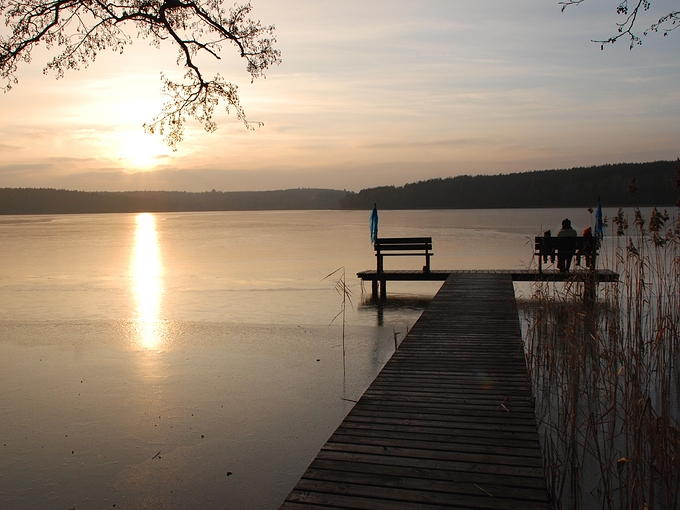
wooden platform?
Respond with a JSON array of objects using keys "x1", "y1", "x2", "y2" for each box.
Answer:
[
  {"x1": 357, "y1": 268, "x2": 619, "y2": 300},
  {"x1": 280, "y1": 273, "x2": 551, "y2": 509}
]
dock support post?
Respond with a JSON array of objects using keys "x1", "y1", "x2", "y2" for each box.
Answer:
[{"x1": 584, "y1": 272, "x2": 596, "y2": 309}]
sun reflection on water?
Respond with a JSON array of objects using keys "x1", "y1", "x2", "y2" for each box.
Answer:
[{"x1": 132, "y1": 213, "x2": 165, "y2": 349}]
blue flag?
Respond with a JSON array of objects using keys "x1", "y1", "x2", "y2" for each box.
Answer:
[
  {"x1": 370, "y1": 204, "x2": 378, "y2": 244},
  {"x1": 595, "y1": 198, "x2": 604, "y2": 240}
]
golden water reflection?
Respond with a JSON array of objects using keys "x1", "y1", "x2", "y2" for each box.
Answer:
[{"x1": 132, "y1": 213, "x2": 165, "y2": 349}]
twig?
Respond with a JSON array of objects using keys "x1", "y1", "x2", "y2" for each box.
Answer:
[{"x1": 474, "y1": 484, "x2": 494, "y2": 497}]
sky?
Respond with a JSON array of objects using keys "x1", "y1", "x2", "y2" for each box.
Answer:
[{"x1": 1, "y1": 0, "x2": 679, "y2": 192}]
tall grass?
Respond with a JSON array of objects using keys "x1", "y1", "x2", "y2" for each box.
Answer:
[{"x1": 524, "y1": 208, "x2": 680, "y2": 509}]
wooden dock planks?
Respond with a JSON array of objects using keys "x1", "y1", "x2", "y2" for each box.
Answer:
[
  {"x1": 280, "y1": 273, "x2": 551, "y2": 509},
  {"x1": 356, "y1": 268, "x2": 619, "y2": 282},
  {"x1": 357, "y1": 268, "x2": 618, "y2": 301}
]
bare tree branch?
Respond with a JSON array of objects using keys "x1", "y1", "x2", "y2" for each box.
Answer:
[
  {"x1": 560, "y1": 0, "x2": 679, "y2": 49},
  {"x1": 0, "y1": 0, "x2": 281, "y2": 148}
]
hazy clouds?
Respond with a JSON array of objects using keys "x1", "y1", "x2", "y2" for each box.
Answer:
[{"x1": 1, "y1": 0, "x2": 678, "y2": 191}]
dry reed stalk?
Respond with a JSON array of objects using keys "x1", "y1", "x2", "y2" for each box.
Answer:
[
  {"x1": 523, "y1": 207, "x2": 680, "y2": 509},
  {"x1": 324, "y1": 267, "x2": 353, "y2": 378}
]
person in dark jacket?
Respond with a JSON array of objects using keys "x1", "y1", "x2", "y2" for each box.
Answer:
[{"x1": 557, "y1": 218, "x2": 577, "y2": 272}]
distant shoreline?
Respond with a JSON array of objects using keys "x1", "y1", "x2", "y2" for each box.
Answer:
[{"x1": 1, "y1": 160, "x2": 677, "y2": 215}]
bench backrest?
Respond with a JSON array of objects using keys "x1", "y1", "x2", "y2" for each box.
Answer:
[
  {"x1": 534, "y1": 236, "x2": 597, "y2": 254},
  {"x1": 374, "y1": 237, "x2": 433, "y2": 252}
]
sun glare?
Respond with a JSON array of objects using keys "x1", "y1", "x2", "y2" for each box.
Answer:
[
  {"x1": 132, "y1": 213, "x2": 165, "y2": 349},
  {"x1": 120, "y1": 132, "x2": 167, "y2": 169}
]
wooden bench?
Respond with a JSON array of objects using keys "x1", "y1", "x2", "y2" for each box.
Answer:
[
  {"x1": 366, "y1": 237, "x2": 433, "y2": 301},
  {"x1": 375, "y1": 237, "x2": 433, "y2": 274},
  {"x1": 534, "y1": 235, "x2": 598, "y2": 274}
]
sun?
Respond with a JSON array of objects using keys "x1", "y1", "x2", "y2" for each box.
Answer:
[{"x1": 119, "y1": 132, "x2": 168, "y2": 169}]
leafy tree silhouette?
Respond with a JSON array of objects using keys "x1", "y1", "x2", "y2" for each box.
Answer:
[{"x1": 0, "y1": 0, "x2": 281, "y2": 148}]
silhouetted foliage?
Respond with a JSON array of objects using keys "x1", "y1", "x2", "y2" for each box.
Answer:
[
  {"x1": 674, "y1": 157, "x2": 680, "y2": 207},
  {"x1": 0, "y1": 1, "x2": 280, "y2": 148},
  {"x1": 340, "y1": 161, "x2": 679, "y2": 210},
  {"x1": 560, "y1": 0, "x2": 679, "y2": 49}
]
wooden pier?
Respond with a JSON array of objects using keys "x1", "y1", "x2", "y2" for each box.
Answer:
[
  {"x1": 280, "y1": 273, "x2": 553, "y2": 509},
  {"x1": 357, "y1": 268, "x2": 619, "y2": 300}
]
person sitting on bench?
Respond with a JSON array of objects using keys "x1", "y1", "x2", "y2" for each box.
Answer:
[{"x1": 557, "y1": 218, "x2": 577, "y2": 272}]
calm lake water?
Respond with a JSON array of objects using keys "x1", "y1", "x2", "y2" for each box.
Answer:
[{"x1": 0, "y1": 208, "x2": 601, "y2": 509}]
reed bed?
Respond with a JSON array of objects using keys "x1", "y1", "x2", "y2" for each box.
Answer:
[{"x1": 523, "y1": 207, "x2": 680, "y2": 509}]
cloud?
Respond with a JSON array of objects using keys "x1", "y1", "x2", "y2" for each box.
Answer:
[
  {"x1": 0, "y1": 142, "x2": 23, "y2": 153},
  {"x1": 1, "y1": 0, "x2": 679, "y2": 192},
  {"x1": 363, "y1": 138, "x2": 488, "y2": 151}
]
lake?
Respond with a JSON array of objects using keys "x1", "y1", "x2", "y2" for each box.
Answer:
[{"x1": 0, "y1": 208, "x2": 601, "y2": 509}]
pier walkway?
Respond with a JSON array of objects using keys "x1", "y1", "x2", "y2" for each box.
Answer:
[
  {"x1": 280, "y1": 272, "x2": 551, "y2": 509},
  {"x1": 357, "y1": 268, "x2": 619, "y2": 300}
]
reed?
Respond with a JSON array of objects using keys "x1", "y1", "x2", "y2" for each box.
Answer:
[
  {"x1": 523, "y1": 207, "x2": 680, "y2": 509},
  {"x1": 324, "y1": 266, "x2": 353, "y2": 377}
]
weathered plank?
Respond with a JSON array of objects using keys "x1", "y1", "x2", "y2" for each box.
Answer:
[
  {"x1": 357, "y1": 268, "x2": 618, "y2": 300},
  {"x1": 279, "y1": 273, "x2": 551, "y2": 509}
]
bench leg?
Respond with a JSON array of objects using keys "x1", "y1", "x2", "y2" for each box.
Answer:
[
  {"x1": 371, "y1": 279, "x2": 379, "y2": 300},
  {"x1": 380, "y1": 279, "x2": 386, "y2": 301}
]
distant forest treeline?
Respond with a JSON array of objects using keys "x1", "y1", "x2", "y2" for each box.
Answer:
[
  {"x1": 0, "y1": 188, "x2": 347, "y2": 215},
  {"x1": 340, "y1": 160, "x2": 679, "y2": 210},
  {"x1": 1, "y1": 160, "x2": 677, "y2": 215}
]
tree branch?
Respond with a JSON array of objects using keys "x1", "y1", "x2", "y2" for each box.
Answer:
[
  {"x1": 560, "y1": 0, "x2": 678, "y2": 49},
  {"x1": 0, "y1": 0, "x2": 280, "y2": 147}
]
